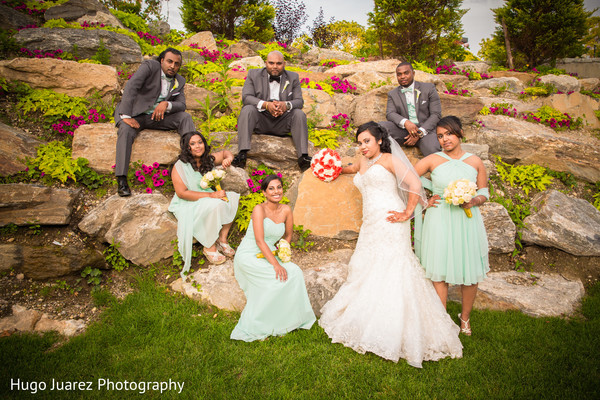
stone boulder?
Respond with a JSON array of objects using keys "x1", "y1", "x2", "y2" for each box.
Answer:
[
  {"x1": 44, "y1": 0, "x2": 125, "y2": 29},
  {"x1": 489, "y1": 70, "x2": 536, "y2": 85},
  {"x1": 327, "y1": 59, "x2": 400, "y2": 78},
  {"x1": 350, "y1": 85, "x2": 392, "y2": 127},
  {"x1": 453, "y1": 61, "x2": 491, "y2": 74},
  {"x1": 238, "y1": 135, "x2": 316, "y2": 170},
  {"x1": 78, "y1": 194, "x2": 177, "y2": 266},
  {"x1": 580, "y1": 78, "x2": 600, "y2": 92},
  {"x1": 0, "y1": 184, "x2": 80, "y2": 226},
  {"x1": 180, "y1": 50, "x2": 206, "y2": 65},
  {"x1": 185, "y1": 84, "x2": 221, "y2": 112},
  {"x1": 229, "y1": 56, "x2": 265, "y2": 71},
  {"x1": 0, "y1": 241, "x2": 106, "y2": 280},
  {"x1": 72, "y1": 123, "x2": 180, "y2": 174},
  {"x1": 302, "y1": 88, "x2": 338, "y2": 128},
  {"x1": 0, "y1": 58, "x2": 118, "y2": 98},
  {"x1": 542, "y1": 92, "x2": 600, "y2": 129},
  {"x1": 149, "y1": 20, "x2": 170, "y2": 37},
  {"x1": 346, "y1": 71, "x2": 392, "y2": 94},
  {"x1": 436, "y1": 74, "x2": 469, "y2": 89},
  {"x1": 539, "y1": 74, "x2": 581, "y2": 93},
  {"x1": 449, "y1": 271, "x2": 584, "y2": 317},
  {"x1": 480, "y1": 202, "x2": 515, "y2": 254},
  {"x1": 0, "y1": 305, "x2": 41, "y2": 332},
  {"x1": 304, "y1": 258, "x2": 351, "y2": 317},
  {"x1": 0, "y1": 4, "x2": 37, "y2": 31},
  {"x1": 0, "y1": 122, "x2": 42, "y2": 176},
  {"x1": 14, "y1": 28, "x2": 142, "y2": 65},
  {"x1": 179, "y1": 31, "x2": 217, "y2": 51},
  {"x1": 522, "y1": 190, "x2": 600, "y2": 256},
  {"x1": 477, "y1": 96, "x2": 544, "y2": 114},
  {"x1": 226, "y1": 40, "x2": 265, "y2": 58},
  {"x1": 472, "y1": 77, "x2": 524, "y2": 93},
  {"x1": 302, "y1": 48, "x2": 356, "y2": 65},
  {"x1": 293, "y1": 170, "x2": 362, "y2": 239},
  {"x1": 475, "y1": 115, "x2": 600, "y2": 183},
  {"x1": 221, "y1": 167, "x2": 251, "y2": 196},
  {"x1": 34, "y1": 314, "x2": 87, "y2": 337},
  {"x1": 439, "y1": 94, "x2": 485, "y2": 124},
  {"x1": 413, "y1": 71, "x2": 446, "y2": 93},
  {"x1": 332, "y1": 93, "x2": 356, "y2": 120}
]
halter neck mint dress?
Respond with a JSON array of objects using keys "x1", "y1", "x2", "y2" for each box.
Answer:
[
  {"x1": 417, "y1": 152, "x2": 489, "y2": 285},
  {"x1": 168, "y1": 161, "x2": 240, "y2": 278},
  {"x1": 231, "y1": 218, "x2": 316, "y2": 342}
]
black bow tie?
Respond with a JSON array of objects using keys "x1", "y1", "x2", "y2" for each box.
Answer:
[{"x1": 269, "y1": 75, "x2": 281, "y2": 83}]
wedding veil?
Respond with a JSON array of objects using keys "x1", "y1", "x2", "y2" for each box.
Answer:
[{"x1": 387, "y1": 136, "x2": 428, "y2": 209}]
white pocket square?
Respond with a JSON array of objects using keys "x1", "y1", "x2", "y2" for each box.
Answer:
[
  {"x1": 421, "y1": 100, "x2": 426, "y2": 104},
  {"x1": 172, "y1": 92, "x2": 180, "y2": 96}
]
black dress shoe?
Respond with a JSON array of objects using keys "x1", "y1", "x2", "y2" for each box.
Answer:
[
  {"x1": 232, "y1": 152, "x2": 247, "y2": 168},
  {"x1": 298, "y1": 154, "x2": 312, "y2": 172},
  {"x1": 117, "y1": 176, "x2": 131, "y2": 197}
]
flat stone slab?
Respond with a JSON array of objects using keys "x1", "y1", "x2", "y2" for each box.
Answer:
[
  {"x1": 0, "y1": 305, "x2": 85, "y2": 337},
  {"x1": 449, "y1": 271, "x2": 585, "y2": 317}
]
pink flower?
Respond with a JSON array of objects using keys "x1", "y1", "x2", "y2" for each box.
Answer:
[
  {"x1": 138, "y1": 176, "x2": 145, "y2": 182},
  {"x1": 146, "y1": 188, "x2": 152, "y2": 193},
  {"x1": 161, "y1": 169, "x2": 169, "y2": 177}
]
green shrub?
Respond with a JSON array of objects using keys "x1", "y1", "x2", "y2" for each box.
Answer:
[
  {"x1": 309, "y1": 129, "x2": 340, "y2": 149},
  {"x1": 17, "y1": 88, "x2": 89, "y2": 125},
  {"x1": 110, "y1": 9, "x2": 149, "y2": 33},
  {"x1": 494, "y1": 156, "x2": 553, "y2": 196},
  {"x1": 234, "y1": 192, "x2": 266, "y2": 232}
]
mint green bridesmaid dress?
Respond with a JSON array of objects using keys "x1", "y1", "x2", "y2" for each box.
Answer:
[
  {"x1": 231, "y1": 218, "x2": 316, "y2": 342},
  {"x1": 417, "y1": 152, "x2": 489, "y2": 285}
]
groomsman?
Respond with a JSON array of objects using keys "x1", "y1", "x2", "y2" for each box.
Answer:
[
  {"x1": 113, "y1": 47, "x2": 195, "y2": 196},
  {"x1": 232, "y1": 51, "x2": 311, "y2": 171},
  {"x1": 380, "y1": 61, "x2": 442, "y2": 156}
]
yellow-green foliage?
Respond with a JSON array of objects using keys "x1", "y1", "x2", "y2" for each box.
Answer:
[
  {"x1": 479, "y1": 106, "x2": 491, "y2": 115},
  {"x1": 17, "y1": 88, "x2": 89, "y2": 123},
  {"x1": 26, "y1": 141, "x2": 84, "y2": 183},
  {"x1": 495, "y1": 156, "x2": 553, "y2": 196},
  {"x1": 524, "y1": 86, "x2": 551, "y2": 96},
  {"x1": 309, "y1": 129, "x2": 340, "y2": 149},
  {"x1": 285, "y1": 66, "x2": 311, "y2": 73},
  {"x1": 301, "y1": 80, "x2": 335, "y2": 96},
  {"x1": 230, "y1": 78, "x2": 246, "y2": 87},
  {"x1": 320, "y1": 59, "x2": 351, "y2": 66},
  {"x1": 235, "y1": 192, "x2": 266, "y2": 232},
  {"x1": 532, "y1": 105, "x2": 567, "y2": 121},
  {"x1": 204, "y1": 115, "x2": 237, "y2": 132},
  {"x1": 412, "y1": 61, "x2": 435, "y2": 74},
  {"x1": 78, "y1": 59, "x2": 102, "y2": 64},
  {"x1": 257, "y1": 43, "x2": 292, "y2": 61},
  {"x1": 110, "y1": 9, "x2": 148, "y2": 32},
  {"x1": 181, "y1": 61, "x2": 222, "y2": 84}
]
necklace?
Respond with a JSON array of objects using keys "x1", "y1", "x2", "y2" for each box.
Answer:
[{"x1": 367, "y1": 152, "x2": 382, "y2": 166}]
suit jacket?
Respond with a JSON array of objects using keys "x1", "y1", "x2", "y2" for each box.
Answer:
[
  {"x1": 386, "y1": 81, "x2": 441, "y2": 134},
  {"x1": 114, "y1": 59, "x2": 187, "y2": 125},
  {"x1": 242, "y1": 68, "x2": 303, "y2": 111}
]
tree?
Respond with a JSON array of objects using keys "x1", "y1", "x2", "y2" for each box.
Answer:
[
  {"x1": 492, "y1": 0, "x2": 591, "y2": 68},
  {"x1": 367, "y1": 0, "x2": 467, "y2": 63},
  {"x1": 180, "y1": 0, "x2": 275, "y2": 41},
  {"x1": 327, "y1": 20, "x2": 366, "y2": 54},
  {"x1": 583, "y1": 16, "x2": 600, "y2": 57},
  {"x1": 272, "y1": 0, "x2": 308, "y2": 45},
  {"x1": 310, "y1": 7, "x2": 338, "y2": 48},
  {"x1": 102, "y1": 0, "x2": 164, "y2": 20}
]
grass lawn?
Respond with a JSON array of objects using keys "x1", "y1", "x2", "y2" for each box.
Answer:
[{"x1": 1, "y1": 276, "x2": 599, "y2": 399}]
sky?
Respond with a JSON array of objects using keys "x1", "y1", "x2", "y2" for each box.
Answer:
[{"x1": 163, "y1": 0, "x2": 600, "y2": 57}]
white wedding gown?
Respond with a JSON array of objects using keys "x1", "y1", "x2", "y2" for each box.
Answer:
[{"x1": 319, "y1": 164, "x2": 463, "y2": 368}]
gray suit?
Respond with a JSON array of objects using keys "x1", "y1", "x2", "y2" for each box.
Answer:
[
  {"x1": 380, "y1": 81, "x2": 442, "y2": 156},
  {"x1": 237, "y1": 68, "x2": 308, "y2": 157},
  {"x1": 113, "y1": 59, "x2": 195, "y2": 176}
]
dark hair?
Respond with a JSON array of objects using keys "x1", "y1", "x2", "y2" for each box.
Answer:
[
  {"x1": 157, "y1": 47, "x2": 183, "y2": 63},
  {"x1": 260, "y1": 174, "x2": 283, "y2": 191},
  {"x1": 178, "y1": 131, "x2": 215, "y2": 174},
  {"x1": 396, "y1": 61, "x2": 413, "y2": 70},
  {"x1": 437, "y1": 116, "x2": 464, "y2": 138},
  {"x1": 356, "y1": 121, "x2": 391, "y2": 154}
]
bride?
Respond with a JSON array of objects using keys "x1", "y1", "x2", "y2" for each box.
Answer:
[{"x1": 319, "y1": 121, "x2": 463, "y2": 368}]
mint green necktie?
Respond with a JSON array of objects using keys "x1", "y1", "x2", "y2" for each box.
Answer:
[{"x1": 401, "y1": 87, "x2": 418, "y2": 124}]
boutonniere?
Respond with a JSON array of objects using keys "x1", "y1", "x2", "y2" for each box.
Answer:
[
  {"x1": 283, "y1": 81, "x2": 289, "y2": 91},
  {"x1": 171, "y1": 80, "x2": 179, "y2": 91},
  {"x1": 415, "y1": 89, "x2": 421, "y2": 102}
]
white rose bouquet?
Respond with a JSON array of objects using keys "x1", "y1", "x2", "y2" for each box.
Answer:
[
  {"x1": 443, "y1": 179, "x2": 478, "y2": 218},
  {"x1": 200, "y1": 168, "x2": 228, "y2": 202},
  {"x1": 256, "y1": 239, "x2": 291, "y2": 263}
]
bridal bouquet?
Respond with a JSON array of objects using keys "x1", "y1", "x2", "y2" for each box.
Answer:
[
  {"x1": 200, "y1": 168, "x2": 228, "y2": 202},
  {"x1": 444, "y1": 179, "x2": 478, "y2": 218},
  {"x1": 256, "y1": 239, "x2": 291, "y2": 263},
  {"x1": 311, "y1": 148, "x2": 342, "y2": 182}
]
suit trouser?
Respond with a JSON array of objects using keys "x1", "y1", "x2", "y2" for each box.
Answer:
[
  {"x1": 115, "y1": 111, "x2": 195, "y2": 176},
  {"x1": 379, "y1": 121, "x2": 441, "y2": 157},
  {"x1": 237, "y1": 105, "x2": 308, "y2": 157}
]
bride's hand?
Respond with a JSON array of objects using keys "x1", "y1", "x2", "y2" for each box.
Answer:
[
  {"x1": 428, "y1": 195, "x2": 441, "y2": 208},
  {"x1": 386, "y1": 210, "x2": 411, "y2": 223},
  {"x1": 274, "y1": 264, "x2": 288, "y2": 282}
]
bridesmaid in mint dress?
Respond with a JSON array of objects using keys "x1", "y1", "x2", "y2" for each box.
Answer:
[
  {"x1": 231, "y1": 174, "x2": 316, "y2": 342},
  {"x1": 415, "y1": 116, "x2": 489, "y2": 336},
  {"x1": 169, "y1": 132, "x2": 240, "y2": 278}
]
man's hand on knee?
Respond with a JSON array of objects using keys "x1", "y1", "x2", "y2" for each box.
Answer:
[
  {"x1": 122, "y1": 118, "x2": 140, "y2": 129},
  {"x1": 151, "y1": 101, "x2": 169, "y2": 121}
]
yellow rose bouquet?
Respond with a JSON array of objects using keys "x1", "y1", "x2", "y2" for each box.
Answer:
[
  {"x1": 443, "y1": 179, "x2": 478, "y2": 218},
  {"x1": 257, "y1": 239, "x2": 291, "y2": 263}
]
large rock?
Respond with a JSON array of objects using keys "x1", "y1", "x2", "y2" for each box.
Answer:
[
  {"x1": 0, "y1": 122, "x2": 42, "y2": 176},
  {"x1": 453, "y1": 61, "x2": 491, "y2": 74},
  {"x1": 436, "y1": 74, "x2": 469, "y2": 88},
  {"x1": 78, "y1": 194, "x2": 177, "y2": 265},
  {"x1": 522, "y1": 190, "x2": 600, "y2": 256},
  {"x1": 304, "y1": 258, "x2": 351, "y2": 317},
  {"x1": 439, "y1": 94, "x2": 485, "y2": 124},
  {"x1": 14, "y1": 28, "x2": 142, "y2": 65},
  {"x1": 0, "y1": 57, "x2": 118, "y2": 98},
  {"x1": 225, "y1": 40, "x2": 265, "y2": 58},
  {"x1": 72, "y1": 123, "x2": 180, "y2": 174},
  {"x1": 302, "y1": 48, "x2": 356, "y2": 64},
  {"x1": 302, "y1": 88, "x2": 338, "y2": 128},
  {"x1": 346, "y1": 71, "x2": 391, "y2": 94},
  {"x1": 221, "y1": 167, "x2": 251, "y2": 196},
  {"x1": 477, "y1": 96, "x2": 544, "y2": 113},
  {"x1": 0, "y1": 305, "x2": 41, "y2": 332},
  {"x1": 0, "y1": 184, "x2": 79, "y2": 226},
  {"x1": 185, "y1": 84, "x2": 221, "y2": 112},
  {"x1": 413, "y1": 70, "x2": 446, "y2": 93},
  {"x1": 229, "y1": 56, "x2": 265, "y2": 71},
  {"x1": 179, "y1": 31, "x2": 217, "y2": 51},
  {"x1": 0, "y1": 241, "x2": 106, "y2": 280},
  {"x1": 350, "y1": 85, "x2": 392, "y2": 126},
  {"x1": 0, "y1": 4, "x2": 37, "y2": 31},
  {"x1": 480, "y1": 202, "x2": 515, "y2": 254},
  {"x1": 472, "y1": 77, "x2": 524, "y2": 93},
  {"x1": 539, "y1": 74, "x2": 581, "y2": 93},
  {"x1": 293, "y1": 170, "x2": 362, "y2": 239},
  {"x1": 327, "y1": 59, "x2": 400, "y2": 78},
  {"x1": 450, "y1": 271, "x2": 584, "y2": 317},
  {"x1": 240, "y1": 135, "x2": 316, "y2": 170},
  {"x1": 489, "y1": 70, "x2": 536, "y2": 85},
  {"x1": 542, "y1": 92, "x2": 600, "y2": 129},
  {"x1": 579, "y1": 78, "x2": 600, "y2": 92},
  {"x1": 476, "y1": 115, "x2": 600, "y2": 182},
  {"x1": 149, "y1": 20, "x2": 170, "y2": 37},
  {"x1": 44, "y1": 0, "x2": 125, "y2": 29},
  {"x1": 34, "y1": 314, "x2": 86, "y2": 337}
]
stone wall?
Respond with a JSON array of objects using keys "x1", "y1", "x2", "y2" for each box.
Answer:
[{"x1": 556, "y1": 58, "x2": 600, "y2": 79}]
